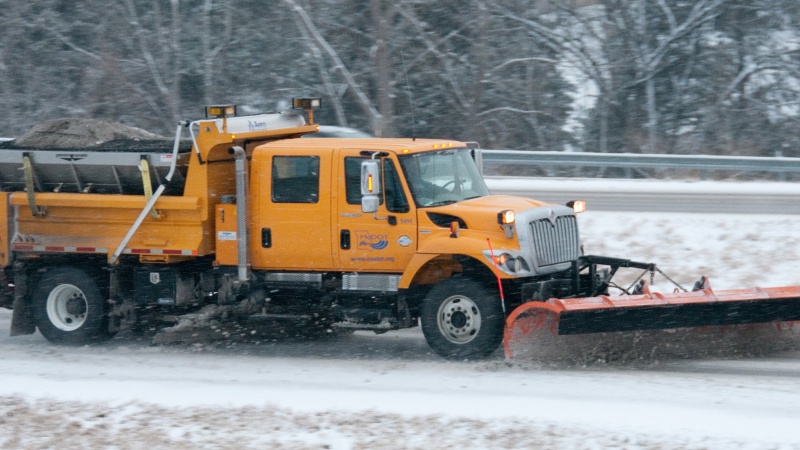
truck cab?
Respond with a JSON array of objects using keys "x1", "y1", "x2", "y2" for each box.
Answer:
[{"x1": 232, "y1": 135, "x2": 583, "y2": 358}]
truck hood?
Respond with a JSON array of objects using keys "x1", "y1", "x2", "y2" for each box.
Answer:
[{"x1": 424, "y1": 195, "x2": 554, "y2": 231}]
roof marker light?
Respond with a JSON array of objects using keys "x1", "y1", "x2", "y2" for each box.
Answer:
[
  {"x1": 567, "y1": 200, "x2": 587, "y2": 214},
  {"x1": 205, "y1": 105, "x2": 237, "y2": 118},
  {"x1": 498, "y1": 210, "x2": 515, "y2": 225}
]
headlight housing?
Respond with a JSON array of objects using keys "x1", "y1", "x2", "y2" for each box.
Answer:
[{"x1": 484, "y1": 250, "x2": 531, "y2": 275}]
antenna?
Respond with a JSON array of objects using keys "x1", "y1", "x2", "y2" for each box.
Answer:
[{"x1": 401, "y1": 53, "x2": 417, "y2": 141}]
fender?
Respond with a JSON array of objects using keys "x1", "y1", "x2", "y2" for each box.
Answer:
[
  {"x1": 399, "y1": 253, "x2": 455, "y2": 289},
  {"x1": 399, "y1": 233, "x2": 510, "y2": 289}
]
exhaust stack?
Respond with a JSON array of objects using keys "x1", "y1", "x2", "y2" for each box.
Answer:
[{"x1": 228, "y1": 146, "x2": 249, "y2": 282}]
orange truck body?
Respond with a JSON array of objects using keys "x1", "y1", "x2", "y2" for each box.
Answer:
[
  {"x1": 1, "y1": 105, "x2": 570, "y2": 358},
  {"x1": 3, "y1": 104, "x2": 799, "y2": 359}
]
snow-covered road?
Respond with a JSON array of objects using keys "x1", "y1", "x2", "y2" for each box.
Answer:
[
  {"x1": 2, "y1": 310, "x2": 800, "y2": 449},
  {"x1": 2, "y1": 210, "x2": 800, "y2": 449}
]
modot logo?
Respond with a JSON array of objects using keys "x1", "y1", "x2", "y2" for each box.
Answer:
[{"x1": 356, "y1": 231, "x2": 389, "y2": 250}]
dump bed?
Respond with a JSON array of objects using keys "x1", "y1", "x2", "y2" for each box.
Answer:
[
  {"x1": 0, "y1": 139, "x2": 192, "y2": 195},
  {"x1": 0, "y1": 110, "x2": 315, "y2": 266},
  {"x1": 0, "y1": 138, "x2": 210, "y2": 265}
]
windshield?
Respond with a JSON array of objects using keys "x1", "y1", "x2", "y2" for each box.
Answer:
[{"x1": 398, "y1": 148, "x2": 491, "y2": 207}]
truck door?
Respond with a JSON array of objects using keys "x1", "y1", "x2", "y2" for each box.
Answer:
[
  {"x1": 335, "y1": 149, "x2": 417, "y2": 273},
  {"x1": 251, "y1": 147, "x2": 334, "y2": 270}
]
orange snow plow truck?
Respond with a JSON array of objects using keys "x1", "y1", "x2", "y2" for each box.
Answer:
[{"x1": 2, "y1": 99, "x2": 800, "y2": 359}]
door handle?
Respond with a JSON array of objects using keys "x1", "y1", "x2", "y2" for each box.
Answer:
[
  {"x1": 340, "y1": 229, "x2": 351, "y2": 249},
  {"x1": 261, "y1": 228, "x2": 271, "y2": 248}
]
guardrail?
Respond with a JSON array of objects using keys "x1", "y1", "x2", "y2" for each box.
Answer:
[
  {"x1": 476, "y1": 150, "x2": 800, "y2": 180},
  {"x1": 484, "y1": 177, "x2": 800, "y2": 214}
]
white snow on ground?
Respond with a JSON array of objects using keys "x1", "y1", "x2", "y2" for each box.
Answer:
[
  {"x1": 2, "y1": 197, "x2": 800, "y2": 449},
  {"x1": 580, "y1": 210, "x2": 800, "y2": 291}
]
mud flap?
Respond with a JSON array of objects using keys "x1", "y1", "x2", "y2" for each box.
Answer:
[
  {"x1": 504, "y1": 282, "x2": 800, "y2": 359},
  {"x1": 10, "y1": 262, "x2": 35, "y2": 336},
  {"x1": 10, "y1": 297, "x2": 36, "y2": 336},
  {"x1": 0, "y1": 275, "x2": 12, "y2": 310}
]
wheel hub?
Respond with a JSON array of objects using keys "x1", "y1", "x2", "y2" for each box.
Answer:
[
  {"x1": 46, "y1": 284, "x2": 88, "y2": 331},
  {"x1": 450, "y1": 310, "x2": 468, "y2": 329},
  {"x1": 437, "y1": 296, "x2": 482, "y2": 344},
  {"x1": 66, "y1": 295, "x2": 87, "y2": 316}
]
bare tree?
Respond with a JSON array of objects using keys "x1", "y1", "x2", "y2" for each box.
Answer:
[
  {"x1": 284, "y1": 0, "x2": 384, "y2": 135},
  {"x1": 1, "y1": 0, "x2": 799, "y2": 158}
]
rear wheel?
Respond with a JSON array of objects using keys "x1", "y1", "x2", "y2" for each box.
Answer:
[
  {"x1": 421, "y1": 277, "x2": 504, "y2": 359},
  {"x1": 33, "y1": 267, "x2": 110, "y2": 344}
]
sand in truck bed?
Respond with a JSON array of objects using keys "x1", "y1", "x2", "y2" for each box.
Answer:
[{"x1": 12, "y1": 118, "x2": 165, "y2": 149}]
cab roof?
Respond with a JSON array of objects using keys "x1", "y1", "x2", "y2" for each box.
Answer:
[{"x1": 258, "y1": 137, "x2": 470, "y2": 156}]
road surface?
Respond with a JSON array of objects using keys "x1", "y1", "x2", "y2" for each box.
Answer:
[
  {"x1": 2, "y1": 307, "x2": 800, "y2": 449},
  {"x1": 2, "y1": 210, "x2": 800, "y2": 449}
]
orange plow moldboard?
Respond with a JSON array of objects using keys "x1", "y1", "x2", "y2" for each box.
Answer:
[{"x1": 504, "y1": 283, "x2": 800, "y2": 358}]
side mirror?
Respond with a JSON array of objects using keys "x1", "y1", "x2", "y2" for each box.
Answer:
[{"x1": 361, "y1": 160, "x2": 381, "y2": 213}]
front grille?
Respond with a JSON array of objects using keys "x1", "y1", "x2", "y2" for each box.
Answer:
[{"x1": 529, "y1": 215, "x2": 580, "y2": 267}]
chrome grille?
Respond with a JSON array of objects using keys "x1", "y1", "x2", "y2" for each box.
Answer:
[{"x1": 529, "y1": 215, "x2": 580, "y2": 267}]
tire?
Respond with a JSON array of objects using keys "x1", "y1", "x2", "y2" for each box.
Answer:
[
  {"x1": 33, "y1": 267, "x2": 109, "y2": 345},
  {"x1": 420, "y1": 277, "x2": 504, "y2": 359}
]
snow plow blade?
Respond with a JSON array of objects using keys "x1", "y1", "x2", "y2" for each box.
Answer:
[{"x1": 504, "y1": 278, "x2": 800, "y2": 358}]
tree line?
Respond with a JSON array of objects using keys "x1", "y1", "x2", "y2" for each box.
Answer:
[{"x1": 1, "y1": 0, "x2": 799, "y2": 157}]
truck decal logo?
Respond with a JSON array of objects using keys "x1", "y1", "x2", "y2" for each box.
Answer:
[
  {"x1": 247, "y1": 120, "x2": 268, "y2": 131},
  {"x1": 150, "y1": 273, "x2": 161, "y2": 285},
  {"x1": 547, "y1": 209, "x2": 557, "y2": 227},
  {"x1": 398, "y1": 235, "x2": 412, "y2": 247},
  {"x1": 356, "y1": 231, "x2": 389, "y2": 250},
  {"x1": 367, "y1": 240, "x2": 388, "y2": 250},
  {"x1": 55, "y1": 153, "x2": 87, "y2": 162}
]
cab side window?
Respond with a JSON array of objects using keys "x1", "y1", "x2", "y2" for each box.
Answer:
[
  {"x1": 383, "y1": 159, "x2": 409, "y2": 213},
  {"x1": 344, "y1": 157, "x2": 407, "y2": 212},
  {"x1": 272, "y1": 156, "x2": 319, "y2": 203}
]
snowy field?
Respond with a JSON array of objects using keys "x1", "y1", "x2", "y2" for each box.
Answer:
[
  {"x1": 579, "y1": 210, "x2": 800, "y2": 290},
  {"x1": 2, "y1": 208, "x2": 800, "y2": 449}
]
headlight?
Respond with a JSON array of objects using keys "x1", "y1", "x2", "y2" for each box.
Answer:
[
  {"x1": 483, "y1": 250, "x2": 530, "y2": 275},
  {"x1": 494, "y1": 253, "x2": 526, "y2": 273},
  {"x1": 493, "y1": 253, "x2": 509, "y2": 265}
]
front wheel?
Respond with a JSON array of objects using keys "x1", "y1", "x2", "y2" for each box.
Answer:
[
  {"x1": 33, "y1": 267, "x2": 109, "y2": 344},
  {"x1": 421, "y1": 277, "x2": 504, "y2": 359}
]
